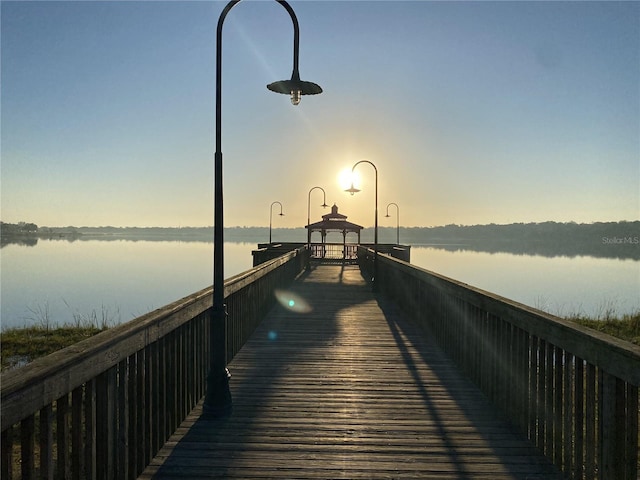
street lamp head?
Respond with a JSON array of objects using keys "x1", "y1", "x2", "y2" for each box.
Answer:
[
  {"x1": 267, "y1": 70, "x2": 322, "y2": 105},
  {"x1": 321, "y1": 202, "x2": 329, "y2": 208},
  {"x1": 345, "y1": 183, "x2": 360, "y2": 196},
  {"x1": 385, "y1": 214, "x2": 391, "y2": 218}
]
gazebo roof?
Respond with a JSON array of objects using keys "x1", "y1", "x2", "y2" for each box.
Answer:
[{"x1": 306, "y1": 204, "x2": 363, "y2": 233}]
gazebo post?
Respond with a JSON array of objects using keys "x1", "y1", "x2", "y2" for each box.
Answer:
[
  {"x1": 322, "y1": 230, "x2": 326, "y2": 258},
  {"x1": 342, "y1": 230, "x2": 346, "y2": 260}
]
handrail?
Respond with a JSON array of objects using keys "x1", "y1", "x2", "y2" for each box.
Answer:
[
  {"x1": 309, "y1": 242, "x2": 358, "y2": 260},
  {"x1": 1, "y1": 246, "x2": 309, "y2": 479},
  {"x1": 360, "y1": 246, "x2": 639, "y2": 480}
]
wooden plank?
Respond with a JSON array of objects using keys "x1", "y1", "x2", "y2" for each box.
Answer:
[
  {"x1": 56, "y1": 394, "x2": 70, "y2": 480},
  {"x1": 537, "y1": 339, "x2": 547, "y2": 450},
  {"x1": 20, "y1": 414, "x2": 35, "y2": 479},
  {"x1": 2, "y1": 426, "x2": 13, "y2": 479},
  {"x1": 545, "y1": 342, "x2": 554, "y2": 457},
  {"x1": 139, "y1": 265, "x2": 562, "y2": 479},
  {"x1": 574, "y1": 357, "x2": 585, "y2": 480},
  {"x1": 118, "y1": 359, "x2": 130, "y2": 480},
  {"x1": 554, "y1": 345, "x2": 563, "y2": 466},
  {"x1": 158, "y1": 337, "x2": 167, "y2": 450},
  {"x1": 151, "y1": 341, "x2": 160, "y2": 457},
  {"x1": 144, "y1": 345, "x2": 153, "y2": 468},
  {"x1": 84, "y1": 378, "x2": 97, "y2": 480},
  {"x1": 585, "y1": 364, "x2": 596, "y2": 480},
  {"x1": 71, "y1": 387, "x2": 84, "y2": 480},
  {"x1": 562, "y1": 352, "x2": 574, "y2": 477},
  {"x1": 528, "y1": 335, "x2": 538, "y2": 442},
  {"x1": 625, "y1": 385, "x2": 639, "y2": 480},
  {"x1": 136, "y1": 349, "x2": 146, "y2": 476},
  {"x1": 128, "y1": 354, "x2": 138, "y2": 480},
  {"x1": 39, "y1": 405, "x2": 54, "y2": 480}
]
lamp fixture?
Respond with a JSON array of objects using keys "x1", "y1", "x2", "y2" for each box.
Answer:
[
  {"x1": 345, "y1": 183, "x2": 361, "y2": 196},
  {"x1": 267, "y1": 70, "x2": 322, "y2": 105}
]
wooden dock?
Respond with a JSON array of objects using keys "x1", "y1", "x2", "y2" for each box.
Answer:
[{"x1": 139, "y1": 264, "x2": 560, "y2": 479}]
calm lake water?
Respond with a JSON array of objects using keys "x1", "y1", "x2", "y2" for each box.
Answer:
[{"x1": 1, "y1": 239, "x2": 638, "y2": 330}]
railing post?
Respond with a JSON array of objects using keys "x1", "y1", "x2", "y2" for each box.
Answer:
[
  {"x1": 562, "y1": 351, "x2": 573, "y2": 477},
  {"x1": 625, "y1": 385, "x2": 639, "y2": 480},
  {"x1": 20, "y1": 415, "x2": 35, "y2": 479},
  {"x1": 84, "y1": 378, "x2": 97, "y2": 480},
  {"x1": 600, "y1": 373, "x2": 626, "y2": 479},
  {"x1": 117, "y1": 360, "x2": 129, "y2": 480},
  {"x1": 56, "y1": 393, "x2": 70, "y2": 479},
  {"x1": 40, "y1": 405, "x2": 55, "y2": 479},
  {"x1": 585, "y1": 364, "x2": 596, "y2": 479},
  {"x1": 72, "y1": 386, "x2": 84, "y2": 480},
  {"x1": 1, "y1": 427, "x2": 12, "y2": 479}
]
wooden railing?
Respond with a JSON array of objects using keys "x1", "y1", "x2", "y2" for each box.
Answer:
[
  {"x1": 252, "y1": 242, "x2": 410, "y2": 267},
  {"x1": 309, "y1": 242, "x2": 358, "y2": 260},
  {"x1": 1, "y1": 246, "x2": 309, "y2": 480},
  {"x1": 361, "y1": 246, "x2": 640, "y2": 480}
]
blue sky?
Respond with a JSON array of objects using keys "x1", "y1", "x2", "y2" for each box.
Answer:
[{"x1": 1, "y1": 0, "x2": 638, "y2": 228}]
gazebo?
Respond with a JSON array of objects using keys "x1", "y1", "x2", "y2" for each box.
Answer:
[{"x1": 306, "y1": 204, "x2": 363, "y2": 260}]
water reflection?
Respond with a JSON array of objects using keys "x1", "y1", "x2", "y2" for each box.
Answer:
[
  {"x1": 411, "y1": 247, "x2": 640, "y2": 318},
  {"x1": 1, "y1": 240, "x2": 253, "y2": 330},
  {"x1": 0, "y1": 240, "x2": 637, "y2": 330}
]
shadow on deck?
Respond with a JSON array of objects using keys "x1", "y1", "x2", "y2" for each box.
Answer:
[{"x1": 140, "y1": 265, "x2": 560, "y2": 479}]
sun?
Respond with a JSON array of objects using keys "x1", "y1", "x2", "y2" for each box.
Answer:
[{"x1": 338, "y1": 167, "x2": 360, "y2": 192}]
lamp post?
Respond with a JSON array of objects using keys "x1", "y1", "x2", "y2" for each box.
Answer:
[
  {"x1": 346, "y1": 160, "x2": 378, "y2": 292},
  {"x1": 205, "y1": 0, "x2": 322, "y2": 418},
  {"x1": 307, "y1": 186, "x2": 328, "y2": 247},
  {"x1": 385, "y1": 202, "x2": 399, "y2": 245},
  {"x1": 269, "y1": 201, "x2": 284, "y2": 244}
]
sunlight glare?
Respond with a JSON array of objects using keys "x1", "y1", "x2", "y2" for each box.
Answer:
[{"x1": 338, "y1": 168, "x2": 361, "y2": 191}]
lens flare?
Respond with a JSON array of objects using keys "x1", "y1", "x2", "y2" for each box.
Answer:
[{"x1": 275, "y1": 289, "x2": 312, "y2": 313}]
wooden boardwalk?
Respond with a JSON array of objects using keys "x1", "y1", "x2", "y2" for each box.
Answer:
[{"x1": 139, "y1": 265, "x2": 561, "y2": 479}]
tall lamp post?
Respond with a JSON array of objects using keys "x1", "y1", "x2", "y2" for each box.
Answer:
[
  {"x1": 307, "y1": 186, "x2": 328, "y2": 246},
  {"x1": 385, "y1": 202, "x2": 400, "y2": 245},
  {"x1": 346, "y1": 160, "x2": 378, "y2": 292},
  {"x1": 205, "y1": 0, "x2": 322, "y2": 418},
  {"x1": 269, "y1": 201, "x2": 285, "y2": 244}
]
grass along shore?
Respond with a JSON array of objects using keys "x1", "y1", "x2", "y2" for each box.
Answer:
[
  {"x1": 1, "y1": 311, "x2": 638, "y2": 372},
  {"x1": 1, "y1": 324, "x2": 108, "y2": 371},
  {"x1": 567, "y1": 311, "x2": 639, "y2": 346}
]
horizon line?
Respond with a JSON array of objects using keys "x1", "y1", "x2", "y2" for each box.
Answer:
[{"x1": 4, "y1": 219, "x2": 638, "y2": 230}]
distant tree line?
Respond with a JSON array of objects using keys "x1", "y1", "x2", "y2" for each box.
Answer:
[
  {"x1": 1, "y1": 220, "x2": 638, "y2": 259},
  {"x1": 1, "y1": 221, "x2": 38, "y2": 234},
  {"x1": 380, "y1": 221, "x2": 639, "y2": 260},
  {"x1": 384, "y1": 221, "x2": 639, "y2": 245}
]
